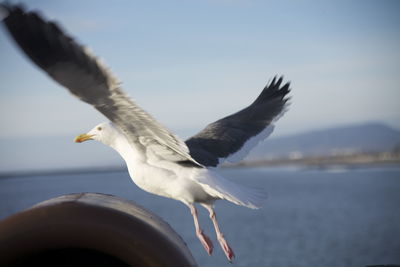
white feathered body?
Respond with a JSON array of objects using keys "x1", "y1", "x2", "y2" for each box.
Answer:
[{"x1": 102, "y1": 123, "x2": 263, "y2": 209}]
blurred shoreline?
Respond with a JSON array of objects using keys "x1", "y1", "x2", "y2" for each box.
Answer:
[
  {"x1": 230, "y1": 151, "x2": 400, "y2": 169},
  {"x1": 1, "y1": 151, "x2": 400, "y2": 179}
]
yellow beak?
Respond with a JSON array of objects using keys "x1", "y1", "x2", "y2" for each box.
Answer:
[{"x1": 74, "y1": 133, "x2": 94, "y2": 143}]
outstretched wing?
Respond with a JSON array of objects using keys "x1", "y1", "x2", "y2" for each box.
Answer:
[
  {"x1": 1, "y1": 3, "x2": 201, "y2": 167},
  {"x1": 186, "y1": 77, "x2": 290, "y2": 167}
]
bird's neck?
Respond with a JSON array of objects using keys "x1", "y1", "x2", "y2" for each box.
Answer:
[{"x1": 108, "y1": 133, "x2": 143, "y2": 164}]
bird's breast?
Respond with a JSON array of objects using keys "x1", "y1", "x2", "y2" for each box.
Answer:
[{"x1": 126, "y1": 161, "x2": 212, "y2": 204}]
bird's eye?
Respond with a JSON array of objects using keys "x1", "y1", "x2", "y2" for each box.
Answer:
[{"x1": 97, "y1": 127, "x2": 102, "y2": 131}]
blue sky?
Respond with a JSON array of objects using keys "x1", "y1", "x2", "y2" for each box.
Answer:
[{"x1": 0, "y1": 1, "x2": 399, "y2": 171}]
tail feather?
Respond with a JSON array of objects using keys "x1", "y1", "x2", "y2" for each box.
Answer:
[{"x1": 194, "y1": 170, "x2": 267, "y2": 209}]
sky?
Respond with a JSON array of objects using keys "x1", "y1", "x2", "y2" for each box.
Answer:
[{"x1": 0, "y1": 0, "x2": 399, "y2": 171}]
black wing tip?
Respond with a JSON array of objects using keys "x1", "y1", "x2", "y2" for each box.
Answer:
[
  {"x1": 2, "y1": 3, "x2": 56, "y2": 31},
  {"x1": 253, "y1": 75, "x2": 291, "y2": 105},
  {"x1": 0, "y1": 2, "x2": 19, "y2": 19},
  {"x1": 1, "y1": 2, "x2": 37, "y2": 20},
  {"x1": 1, "y1": 2, "x2": 81, "y2": 70},
  {"x1": 269, "y1": 75, "x2": 290, "y2": 89}
]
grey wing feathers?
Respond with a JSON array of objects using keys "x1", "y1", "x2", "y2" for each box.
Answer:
[
  {"x1": 186, "y1": 77, "x2": 290, "y2": 167},
  {"x1": 1, "y1": 4, "x2": 200, "y2": 166}
]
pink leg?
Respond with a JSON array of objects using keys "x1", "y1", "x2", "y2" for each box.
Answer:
[
  {"x1": 202, "y1": 204, "x2": 235, "y2": 262},
  {"x1": 189, "y1": 204, "x2": 214, "y2": 255}
]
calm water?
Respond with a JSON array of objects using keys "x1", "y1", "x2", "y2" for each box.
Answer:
[{"x1": 1, "y1": 167, "x2": 399, "y2": 267}]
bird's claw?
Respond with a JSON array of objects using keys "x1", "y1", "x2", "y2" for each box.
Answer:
[
  {"x1": 198, "y1": 230, "x2": 214, "y2": 255},
  {"x1": 219, "y1": 236, "x2": 235, "y2": 262}
]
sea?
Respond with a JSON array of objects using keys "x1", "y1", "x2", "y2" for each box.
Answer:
[{"x1": 1, "y1": 166, "x2": 399, "y2": 267}]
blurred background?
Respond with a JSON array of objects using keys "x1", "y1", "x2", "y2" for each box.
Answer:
[
  {"x1": 0, "y1": 0, "x2": 399, "y2": 173},
  {"x1": 1, "y1": 2, "x2": 400, "y2": 267}
]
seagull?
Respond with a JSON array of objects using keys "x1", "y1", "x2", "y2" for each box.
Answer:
[{"x1": 1, "y1": 4, "x2": 290, "y2": 262}]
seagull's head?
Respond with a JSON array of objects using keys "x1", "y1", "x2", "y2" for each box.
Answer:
[{"x1": 74, "y1": 122, "x2": 118, "y2": 146}]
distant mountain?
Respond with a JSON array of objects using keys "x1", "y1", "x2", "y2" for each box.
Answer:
[{"x1": 247, "y1": 122, "x2": 400, "y2": 160}]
